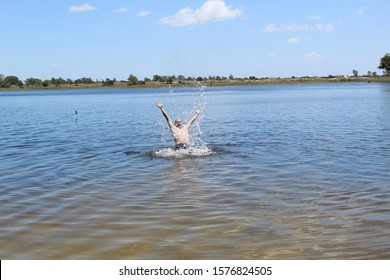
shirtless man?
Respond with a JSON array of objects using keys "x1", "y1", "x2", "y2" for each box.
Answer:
[{"x1": 156, "y1": 102, "x2": 201, "y2": 149}]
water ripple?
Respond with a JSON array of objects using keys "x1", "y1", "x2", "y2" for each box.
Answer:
[{"x1": 1, "y1": 84, "x2": 390, "y2": 259}]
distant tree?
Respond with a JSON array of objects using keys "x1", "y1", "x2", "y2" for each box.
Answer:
[
  {"x1": 352, "y1": 70, "x2": 359, "y2": 77},
  {"x1": 229, "y1": 74, "x2": 234, "y2": 80},
  {"x1": 166, "y1": 76, "x2": 174, "y2": 84},
  {"x1": 0, "y1": 74, "x2": 5, "y2": 87},
  {"x1": 25, "y1": 78, "x2": 43, "y2": 87},
  {"x1": 153, "y1": 75, "x2": 162, "y2": 82},
  {"x1": 42, "y1": 80, "x2": 50, "y2": 87},
  {"x1": 373, "y1": 71, "x2": 378, "y2": 77},
  {"x1": 4, "y1": 75, "x2": 22, "y2": 87},
  {"x1": 102, "y1": 78, "x2": 114, "y2": 86},
  {"x1": 51, "y1": 77, "x2": 66, "y2": 87},
  {"x1": 144, "y1": 77, "x2": 151, "y2": 83},
  {"x1": 75, "y1": 77, "x2": 93, "y2": 84},
  {"x1": 378, "y1": 53, "x2": 390, "y2": 75},
  {"x1": 128, "y1": 74, "x2": 138, "y2": 85}
]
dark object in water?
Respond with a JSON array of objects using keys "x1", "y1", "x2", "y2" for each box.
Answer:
[
  {"x1": 125, "y1": 151, "x2": 142, "y2": 156},
  {"x1": 175, "y1": 143, "x2": 188, "y2": 150}
]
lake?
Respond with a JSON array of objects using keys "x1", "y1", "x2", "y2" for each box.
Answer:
[{"x1": 0, "y1": 83, "x2": 389, "y2": 259}]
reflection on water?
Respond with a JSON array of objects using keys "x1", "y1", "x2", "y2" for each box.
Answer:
[{"x1": 0, "y1": 84, "x2": 389, "y2": 259}]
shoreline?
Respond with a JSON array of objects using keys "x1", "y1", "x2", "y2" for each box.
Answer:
[{"x1": 1, "y1": 76, "x2": 390, "y2": 92}]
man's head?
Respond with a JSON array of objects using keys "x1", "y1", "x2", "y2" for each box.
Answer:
[{"x1": 174, "y1": 118, "x2": 183, "y2": 128}]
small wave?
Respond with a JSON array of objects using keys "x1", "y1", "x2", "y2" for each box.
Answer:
[{"x1": 149, "y1": 146, "x2": 216, "y2": 159}]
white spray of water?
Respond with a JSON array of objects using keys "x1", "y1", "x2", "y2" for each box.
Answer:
[
  {"x1": 152, "y1": 146, "x2": 215, "y2": 159},
  {"x1": 156, "y1": 80, "x2": 209, "y2": 156},
  {"x1": 190, "y1": 80, "x2": 208, "y2": 148}
]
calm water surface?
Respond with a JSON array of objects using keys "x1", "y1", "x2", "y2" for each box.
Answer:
[{"x1": 0, "y1": 83, "x2": 389, "y2": 259}]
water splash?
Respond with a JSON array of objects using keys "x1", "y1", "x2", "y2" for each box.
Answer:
[
  {"x1": 149, "y1": 146, "x2": 215, "y2": 159},
  {"x1": 189, "y1": 79, "x2": 208, "y2": 148},
  {"x1": 168, "y1": 83, "x2": 174, "y2": 94},
  {"x1": 158, "y1": 79, "x2": 208, "y2": 150}
]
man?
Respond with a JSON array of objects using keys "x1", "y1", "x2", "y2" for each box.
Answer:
[{"x1": 156, "y1": 102, "x2": 201, "y2": 149}]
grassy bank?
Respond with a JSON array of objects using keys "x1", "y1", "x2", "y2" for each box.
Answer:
[{"x1": 2, "y1": 76, "x2": 390, "y2": 92}]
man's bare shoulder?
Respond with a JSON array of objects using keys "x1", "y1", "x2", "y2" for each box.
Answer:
[{"x1": 169, "y1": 124, "x2": 180, "y2": 131}]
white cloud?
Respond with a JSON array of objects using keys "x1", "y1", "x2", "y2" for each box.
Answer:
[
  {"x1": 262, "y1": 24, "x2": 278, "y2": 32},
  {"x1": 316, "y1": 23, "x2": 335, "y2": 32},
  {"x1": 115, "y1": 8, "x2": 129, "y2": 13},
  {"x1": 287, "y1": 37, "x2": 299, "y2": 44},
  {"x1": 69, "y1": 4, "x2": 96, "y2": 13},
  {"x1": 263, "y1": 23, "x2": 335, "y2": 32},
  {"x1": 137, "y1": 10, "x2": 150, "y2": 17},
  {"x1": 356, "y1": 6, "x2": 365, "y2": 16},
  {"x1": 159, "y1": 0, "x2": 242, "y2": 27},
  {"x1": 309, "y1": 15, "x2": 322, "y2": 20},
  {"x1": 303, "y1": 52, "x2": 322, "y2": 61}
]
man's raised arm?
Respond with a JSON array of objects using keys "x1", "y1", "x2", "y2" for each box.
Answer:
[
  {"x1": 184, "y1": 110, "x2": 201, "y2": 129},
  {"x1": 156, "y1": 102, "x2": 174, "y2": 128}
]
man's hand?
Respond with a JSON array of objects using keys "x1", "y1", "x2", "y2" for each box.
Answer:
[
  {"x1": 196, "y1": 109, "x2": 201, "y2": 115},
  {"x1": 156, "y1": 102, "x2": 163, "y2": 108}
]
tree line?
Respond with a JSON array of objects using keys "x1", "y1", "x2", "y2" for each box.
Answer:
[
  {"x1": 0, "y1": 73, "x2": 240, "y2": 89},
  {"x1": 1, "y1": 54, "x2": 390, "y2": 89}
]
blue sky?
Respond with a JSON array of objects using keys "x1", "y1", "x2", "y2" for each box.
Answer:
[{"x1": 1, "y1": 0, "x2": 389, "y2": 80}]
